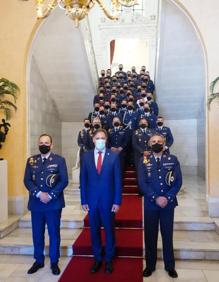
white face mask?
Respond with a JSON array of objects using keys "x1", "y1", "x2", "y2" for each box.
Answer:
[{"x1": 95, "y1": 139, "x2": 106, "y2": 151}]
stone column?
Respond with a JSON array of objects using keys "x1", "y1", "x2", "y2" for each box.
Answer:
[{"x1": 0, "y1": 160, "x2": 8, "y2": 222}]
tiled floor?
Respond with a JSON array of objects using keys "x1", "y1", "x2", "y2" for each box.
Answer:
[{"x1": 1, "y1": 176, "x2": 219, "y2": 281}]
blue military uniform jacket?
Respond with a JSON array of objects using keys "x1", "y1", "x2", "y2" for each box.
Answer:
[
  {"x1": 122, "y1": 110, "x2": 138, "y2": 130},
  {"x1": 108, "y1": 126, "x2": 127, "y2": 149},
  {"x1": 77, "y1": 129, "x2": 93, "y2": 152},
  {"x1": 155, "y1": 126, "x2": 174, "y2": 148},
  {"x1": 24, "y1": 152, "x2": 68, "y2": 211},
  {"x1": 132, "y1": 128, "x2": 154, "y2": 154},
  {"x1": 137, "y1": 112, "x2": 157, "y2": 129},
  {"x1": 138, "y1": 153, "x2": 182, "y2": 210},
  {"x1": 80, "y1": 149, "x2": 122, "y2": 210}
]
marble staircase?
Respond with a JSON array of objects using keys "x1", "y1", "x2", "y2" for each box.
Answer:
[{"x1": 1, "y1": 177, "x2": 219, "y2": 260}]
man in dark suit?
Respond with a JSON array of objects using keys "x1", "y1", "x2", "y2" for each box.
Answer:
[
  {"x1": 80, "y1": 128, "x2": 122, "y2": 274},
  {"x1": 138, "y1": 133, "x2": 182, "y2": 278},
  {"x1": 24, "y1": 134, "x2": 68, "y2": 275}
]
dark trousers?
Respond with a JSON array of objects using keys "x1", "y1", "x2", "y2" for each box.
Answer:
[
  {"x1": 31, "y1": 209, "x2": 62, "y2": 264},
  {"x1": 88, "y1": 206, "x2": 115, "y2": 262},
  {"x1": 144, "y1": 208, "x2": 175, "y2": 270}
]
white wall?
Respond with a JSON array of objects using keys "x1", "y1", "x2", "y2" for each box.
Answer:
[
  {"x1": 166, "y1": 120, "x2": 197, "y2": 175},
  {"x1": 29, "y1": 56, "x2": 62, "y2": 155},
  {"x1": 156, "y1": 0, "x2": 205, "y2": 176}
]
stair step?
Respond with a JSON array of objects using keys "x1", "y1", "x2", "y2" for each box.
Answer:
[
  {"x1": 0, "y1": 228, "x2": 81, "y2": 257},
  {"x1": 123, "y1": 178, "x2": 137, "y2": 185},
  {"x1": 73, "y1": 228, "x2": 143, "y2": 257},
  {"x1": 1, "y1": 228, "x2": 219, "y2": 260}
]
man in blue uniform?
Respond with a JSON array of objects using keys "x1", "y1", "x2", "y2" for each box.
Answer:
[
  {"x1": 132, "y1": 118, "x2": 153, "y2": 176},
  {"x1": 80, "y1": 128, "x2": 122, "y2": 273},
  {"x1": 155, "y1": 116, "x2": 174, "y2": 153},
  {"x1": 147, "y1": 93, "x2": 159, "y2": 116},
  {"x1": 138, "y1": 133, "x2": 182, "y2": 278},
  {"x1": 108, "y1": 117, "x2": 127, "y2": 170},
  {"x1": 137, "y1": 103, "x2": 157, "y2": 129},
  {"x1": 24, "y1": 134, "x2": 68, "y2": 275}
]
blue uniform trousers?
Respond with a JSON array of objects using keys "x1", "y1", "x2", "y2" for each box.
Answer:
[
  {"x1": 144, "y1": 208, "x2": 175, "y2": 271},
  {"x1": 88, "y1": 206, "x2": 115, "y2": 262},
  {"x1": 31, "y1": 209, "x2": 62, "y2": 264}
]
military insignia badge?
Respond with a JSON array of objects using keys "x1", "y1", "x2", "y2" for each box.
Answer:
[
  {"x1": 46, "y1": 174, "x2": 59, "y2": 188},
  {"x1": 29, "y1": 157, "x2": 36, "y2": 166},
  {"x1": 165, "y1": 170, "x2": 175, "y2": 186},
  {"x1": 143, "y1": 156, "x2": 149, "y2": 164}
]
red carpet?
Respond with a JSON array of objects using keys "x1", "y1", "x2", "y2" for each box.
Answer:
[
  {"x1": 59, "y1": 257, "x2": 143, "y2": 282},
  {"x1": 73, "y1": 228, "x2": 143, "y2": 257},
  {"x1": 123, "y1": 184, "x2": 139, "y2": 194},
  {"x1": 59, "y1": 166, "x2": 143, "y2": 282},
  {"x1": 84, "y1": 195, "x2": 143, "y2": 228}
]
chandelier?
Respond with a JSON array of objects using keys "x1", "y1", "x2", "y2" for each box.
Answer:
[{"x1": 36, "y1": 0, "x2": 138, "y2": 26}]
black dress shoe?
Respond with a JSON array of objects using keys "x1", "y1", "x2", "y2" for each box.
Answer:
[
  {"x1": 90, "y1": 261, "x2": 102, "y2": 273},
  {"x1": 143, "y1": 267, "x2": 154, "y2": 277},
  {"x1": 105, "y1": 261, "x2": 113, "y2": 274},
  {"x1": 27, "y1": 261, "x2": 44, "y2": 274},
  {"x1": 51, "y1": 263, "x2": 61, "y2": 275},
  {"x1": 167, "y1": 269, "x2": 178, "y2": 278}
]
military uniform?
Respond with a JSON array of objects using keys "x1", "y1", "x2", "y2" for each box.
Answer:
[
  {"x1": 108, "y1": 126, "x2": 127, "y2": 170},
  {"x1": 24, "y1": 153, "x2": 68, "y2": 265},
  {"x1": 148, "y1": 100, "x2": 159, "y2": 116},
  {"x1": 138, "y1": 153, "x2": 182, "y2": 272},
  {"x1": 137, "y1": 112, "x2": 157, "y2": 129},
  {"x1": 155, "y1": 126, "x2": 174, "y2": 153},
  {"x1": 132, "y1": 128, "x2": 154, "y2": 172}
]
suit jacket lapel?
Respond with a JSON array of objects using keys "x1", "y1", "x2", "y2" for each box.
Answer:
[{"x1": 100, "y1": 149, "x2": 110, "y2": 174}]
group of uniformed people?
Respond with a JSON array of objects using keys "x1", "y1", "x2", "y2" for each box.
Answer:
[
  {"x1": 24, "y1": 64, "x2": 182, "y2": 278},
  {"x1": 77, "y1": 63, "x2": 174, "y2": 173}
]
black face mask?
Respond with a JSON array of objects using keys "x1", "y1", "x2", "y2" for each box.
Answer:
[
  {"x1": 151, "y1": 143, "x2": 163, "y2": 153},
  {"x1": 111, "y1": 98, "x2": 116, "y2": 102},
  {"x1": 84, "y1": 123, "x2": 90, "y2": 128},
  {"x1": 119, "y1": 67, "x2": 123, "y2": 71},
  {"x1": 141, "y1": 94, "x2": 146, "y2": 98},
  {"x1": 105, "y1": 105, "x2": 110, "y2": 109},
  {"x1": 129, "y1": 98, "x2": 133, "y2": 102},
  {"x1": 140, "y1": 124, "x2": 147, "y2": 129},
  {"x1": 99, "y1": 96, "x2": 104, "y2": 100},
  {"x1": 39, "y1": 145, "x2": 51, "y2": 155},
  {"x1": 111, "y1": 108, "x2": 116, "y2": 112},
  {"x1": 128, "y1": 106, "x2": 133, "y2": 111},
  {"x1": 140, "y1": 102, "x2": 144, "y2": 107},
  {"x1": 144, "y1": 108, "x2": 150, "y2": 113},
  {"x1": 147, "y1": 96, "x2": 152, "y2": 101},
  {"x1": 100, "y1": 111, "x2": 105, "y2": 115},
  {"x1": 93, "y1": 124, "x2": 100, "y2": 129},
  {"x1": 101, "y1": 73, "x2": 105, "y2": 77},
  {"x1": 122, "y1": 104, "x2": 127, "y2": 108},
  {"x1": 95, "y1": 107, "x2": 99, "y2": 112},
  {"x1": 114, "y1": 122, "x2": 120, "y2": 127},
  {"x1": 157, "y1": 122, "x2": 163, "y2": 127}
]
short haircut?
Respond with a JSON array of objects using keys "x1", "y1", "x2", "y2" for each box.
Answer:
[
  {"x1": 139, "y1": 118, "x2": 148, "y2": 123},
  {"x1": 93, "y1": 128, "x2": 108, "y2": 139},
  {"x1": 39, "y1": 134, "x2": 53, "y2": 143},
  {"x1": 149, "y1": 133, "x2": 166, "y2": 142}
]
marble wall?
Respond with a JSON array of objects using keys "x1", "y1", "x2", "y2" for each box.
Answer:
[
  {"x1": 28, "y1": 56, "x2": 62, "y2": 156},
  {"x1": 156, "y1": 0, "x2": 206, "y2": 176}
]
